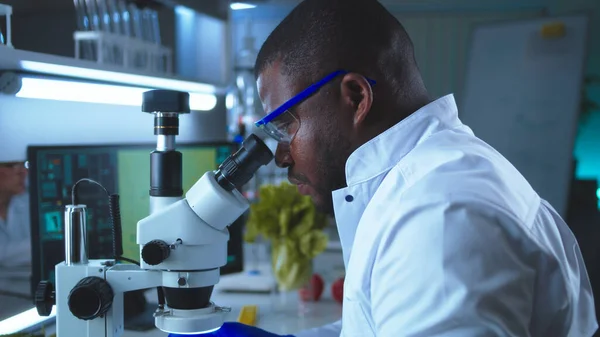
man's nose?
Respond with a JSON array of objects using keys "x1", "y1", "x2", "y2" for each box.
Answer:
[{"x1": 274, "y1": 143, "x2": 293, "y2": 168}]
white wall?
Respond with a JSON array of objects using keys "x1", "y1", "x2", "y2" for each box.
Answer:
[
  {"x1": 175, "y1": 6, "x2": 231, "y2": 86},
  {"x1": 392, "y1": 10, "x2": 544, "y2": 104},
  {"x1": 549, "y1": 0, "x2": 600, "y2": 75},
  {"x1": 230, "y1": 2, "x2": 544, "y2": 107}
]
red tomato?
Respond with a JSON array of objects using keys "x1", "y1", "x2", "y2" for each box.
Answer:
[
  {"x1": 331, "y1": 277, "x2": 344, "y2": 304},
  {"x1": 299, "y1": 273, "x2": 325, "y2": 301}
]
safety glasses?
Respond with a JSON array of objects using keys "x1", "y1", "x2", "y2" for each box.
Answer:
[{"x1": 255, "y1": 70, "x2": 376, "y2": 144}]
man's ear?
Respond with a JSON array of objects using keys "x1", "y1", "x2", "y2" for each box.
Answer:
[{"x1": 340, "y1": 73, "x2": 374, "y2": 127}]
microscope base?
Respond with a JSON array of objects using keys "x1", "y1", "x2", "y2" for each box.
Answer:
[
  {"x1": 54, "y1": 260, "x2": 231, "y2": 337},
  {"x1": 154, "y1": 303, "x2": 231, "y2": 335}
]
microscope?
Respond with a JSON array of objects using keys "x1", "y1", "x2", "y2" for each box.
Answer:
[{"x1": 34, "y1": 90, "x2": 274, "y2": 336}]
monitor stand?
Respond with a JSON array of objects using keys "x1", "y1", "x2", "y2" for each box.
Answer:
[{"x1": 123, "y1": 289, "x2": 155, "y2": 331}]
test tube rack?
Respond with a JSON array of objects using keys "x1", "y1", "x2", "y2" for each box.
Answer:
[
  {"x1": 0, "y1": 4, "x2": 13, "y2": 48},
  {"x1": 73, "y1": 30, "x2": 173, "y2": 74}
]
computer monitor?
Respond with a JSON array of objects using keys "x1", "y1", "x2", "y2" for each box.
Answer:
[{"x1": 27, "y1": 142, "x2": 245, "y2": 304}]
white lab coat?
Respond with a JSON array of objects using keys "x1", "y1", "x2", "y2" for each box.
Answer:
[
  {"x1": 295, "y1": 95, "x2": 597, "y2": 337},
  {"x1": 0, "y1": 192, "x2": 31, "y2": 267}
]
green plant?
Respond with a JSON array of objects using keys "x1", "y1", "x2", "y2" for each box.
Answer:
[{"x1": 244, "y1": 182, "x2": 329, "y2": 290}]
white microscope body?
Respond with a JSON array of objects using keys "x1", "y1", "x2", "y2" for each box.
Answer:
[{"x1": 35, "y1": 90, "x2": 273, "y2": 337}]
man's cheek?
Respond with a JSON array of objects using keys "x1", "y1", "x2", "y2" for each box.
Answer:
[{"x1": 291, "y1": 144, "x2": 313, "y2": 168}]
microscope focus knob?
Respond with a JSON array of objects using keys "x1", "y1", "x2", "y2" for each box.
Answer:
[
  {"x1": 68, "y1": 277, "x2": 114, "y2": 320},
  {"x1": 142, "y1": 240, "x2": 171, "y2": 265},
  {"x1": 35, "y1": 281, "x2": 55, "y2": 316}
]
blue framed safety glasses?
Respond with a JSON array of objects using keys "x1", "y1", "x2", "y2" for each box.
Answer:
[{"x1": 255, "y1": 70, "x2": 376, "y2": 144}]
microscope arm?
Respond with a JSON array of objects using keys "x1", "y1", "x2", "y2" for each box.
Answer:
[{"x1": 137, "y1": 170, "x2": 250, "y2": 272}]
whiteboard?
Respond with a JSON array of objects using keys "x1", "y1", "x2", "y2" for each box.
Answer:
[{"x1": 460, "y1": 15, "x2": 589, "y2": 217}]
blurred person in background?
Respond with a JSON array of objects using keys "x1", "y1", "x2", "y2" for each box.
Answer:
[{"x1": 0, "y1": 160, "x2": 31, "y2": 267}]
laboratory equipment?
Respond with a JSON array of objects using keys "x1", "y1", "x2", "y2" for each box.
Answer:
[
  {"x1": 85, "y1": 0, "x2": 102, "y2": 31},
  {"x1": 227, "y1": 19, "x2": 260, "y2": 142},
  {"x1": 73, "y1": 0, "x2": 95, "y2": 60},
  {"x1": 33, "y1": 90, "x2": 274, "y2": 336},
  {"x1": 0, "y1": 3, "x2": 13, "y2": 48},
  {"x1": 72, "y1": 0, "x2": 171, "y2": 73},
  {"x1": 116, "y1": 0, "x2": 131, "y2": 37},
  {"x1": 27, "y1": 141, "x2": 247, "y2": 329}
]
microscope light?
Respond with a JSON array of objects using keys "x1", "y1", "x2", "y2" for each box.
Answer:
[{"x1": 15, "y1": 77, "x2": 218, "y2": 111}]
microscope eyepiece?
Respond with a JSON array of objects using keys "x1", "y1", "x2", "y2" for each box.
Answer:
[{"x1": 215, "y1": 134, "x2": 274, "y2": 191}]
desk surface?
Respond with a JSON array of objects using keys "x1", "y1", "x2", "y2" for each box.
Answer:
[
  {"x1": 124, "y1": 289, "x2": 342, "y2": 336},
  {"x1": 1, "y1": 277, "x2": 342, "y2": 336}
]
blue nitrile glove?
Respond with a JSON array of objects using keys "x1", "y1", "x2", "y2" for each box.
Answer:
[{"x1": 168, "y1": 322, "x2": 295, "y2": 337}]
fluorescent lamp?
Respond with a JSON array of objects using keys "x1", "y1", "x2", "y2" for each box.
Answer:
[
  {"x1": 20, "y1": 60, "x2": 218, "y2": 94},
  {"x1": 175, "y1": 5, "x2": 195, "y2": 17},
  {"x1": 230, "y1": 2, "x2": 256, "y2": 10},
  {"x1": 16, "y1": 77, "x2": 218, "y2": 111},
  {"x1": 0, "y1": 307, "x2": 56, "y2": 335}
]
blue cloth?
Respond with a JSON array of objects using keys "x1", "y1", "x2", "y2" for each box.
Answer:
[{"x1": 168, "y1": 322, "x2": 295, "y2": 337}]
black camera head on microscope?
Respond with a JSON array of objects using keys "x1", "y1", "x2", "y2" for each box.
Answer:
[{"x1": 142, "y1": 89, "x2": 191, "y2": 114}]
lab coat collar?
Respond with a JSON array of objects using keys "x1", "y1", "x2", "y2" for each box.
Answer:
[
  {"x1": 344, "y1": 94, "x2": 461, "y2": 186},
  {"x1": 333, "y1": 94, "x2": 461, "y2": 267}
]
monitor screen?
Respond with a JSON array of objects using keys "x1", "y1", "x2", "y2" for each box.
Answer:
[{"x1": 27, "y1": 142, "x2": 245, "y2": 299}]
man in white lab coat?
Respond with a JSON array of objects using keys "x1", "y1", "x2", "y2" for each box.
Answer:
[
  {"x1": 190, "y1": 0, "x2": 598, "y2": 336},
  {"x1": 0, "y1": 160, "x2": 31, "y2": 267}
]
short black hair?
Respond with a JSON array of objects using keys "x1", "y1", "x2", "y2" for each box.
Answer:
[{"x1": 255, "y1": 0, "x2": 418, "y2": 92}]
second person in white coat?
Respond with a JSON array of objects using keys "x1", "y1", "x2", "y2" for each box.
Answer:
[{"x1": 0, "y1": 160, "x2": 31, "y2": 267}]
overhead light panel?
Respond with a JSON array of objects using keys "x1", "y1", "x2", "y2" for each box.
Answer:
[
  {"x1": 174, "y1": 5, "x2": 195, "y2": 17},
  {"x1": 230, "y1": 2, "x2": 257, "y2": 10},
  {"x1": 19, "y1": 60, "x2": 219, "y2": 94},
  {"x1": 0, "y1": 307, "x2": 56, "y2": 335},
  {"x1": 15, "y1": 76, "x2": 217, "y2": 111}
]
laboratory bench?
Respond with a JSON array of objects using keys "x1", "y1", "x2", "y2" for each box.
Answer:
[{"x1": 0, "y1": 269, "x2": 342, "y2": 336}]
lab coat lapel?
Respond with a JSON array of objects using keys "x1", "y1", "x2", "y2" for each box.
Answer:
[
  {"x1": 333, "y1": 186, "x2": 364, "y2": 268},
  {"x1": 333, "y1": 173, "x2": 389, "y2": 268},
  {"x1": 331, "y1": 94, "x2": 462, "y2": 269}
]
